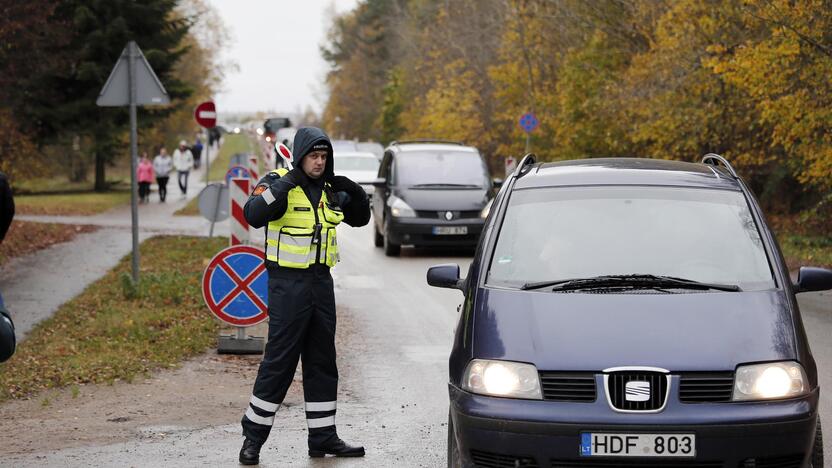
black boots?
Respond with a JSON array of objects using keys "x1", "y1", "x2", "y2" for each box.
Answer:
[
  {"x1": 308, "y1": 437, "x2": 365, "y2": 458},
  {"x1": 239, "y1": 438, "x2": 262, "y2": 465}
]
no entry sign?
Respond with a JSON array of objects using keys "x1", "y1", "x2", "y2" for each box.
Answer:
[
  {"x1": 194, "y1": 101, "x2": 217, "y2": 128},
  {"x1": 202, "y1": 245, "x2": 268, "y2": 326}
]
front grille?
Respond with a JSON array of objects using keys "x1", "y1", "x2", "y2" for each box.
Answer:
[
  {"x1": 539, "y1": 373, "x2": 596, "y2": 402},
  {"x1": 471, "y1": 449, "x2": 538, "y2": 468},
  {"x1": 606, "y1": 371, "x2": 669, "y2": 411},
  {"x1": 552, "y1": 460, "x2": 722, "y2": 467},
  {"x1": 415, "y1": 210, "x2": 481, "y2": 220},
  {"x1": 679, "y1": 373, "x2": 734, "y2": 403},
  {"x1": 745, "y1": 454, "x2": 805, "y2": 468}
]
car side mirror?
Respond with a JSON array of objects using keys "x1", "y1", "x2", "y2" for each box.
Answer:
[
  {"x1": 427, "y1": 264, "x2": 464, "y2": 291},
  {"x1": 492, "y1": 178, "x2": 504, "y2": 188},
  {"x1": 795, "y1": 267, "x2": 832, "y2": 293},
  {"x1": 371, "y1": 177, "x2": 387, "y2": 187}
]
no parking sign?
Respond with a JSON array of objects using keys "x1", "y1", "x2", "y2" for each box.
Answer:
[{"x1": 202, "y1": 245, "x2": 268, "y2": 326}]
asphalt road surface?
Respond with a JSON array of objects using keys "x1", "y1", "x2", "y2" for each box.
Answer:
[{"x1": 3, "y1": 219, "x2": 831, "y2": 467}]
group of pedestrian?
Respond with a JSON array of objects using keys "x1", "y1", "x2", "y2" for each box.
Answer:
[{"x1": 136, "y1": 139, "x2": 200, "y2": 203}]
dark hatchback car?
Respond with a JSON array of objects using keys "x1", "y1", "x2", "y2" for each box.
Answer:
[
  {"x1": 428, "y1": 155, "x2": 831, "y2": 468},
  {"x1": 372, "y1": 141, "x2": 497, "y2": 256}
]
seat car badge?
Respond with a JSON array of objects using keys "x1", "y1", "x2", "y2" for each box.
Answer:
[
  {"x1": 625, "y1": 381, "x2": 651, "y2": 402},
  {"x1": 444, "y1": 211, "x2": 454, "y2": 221}
]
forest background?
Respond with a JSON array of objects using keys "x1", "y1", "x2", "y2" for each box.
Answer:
[{"x1": 322, "y1": 0, "x2": 832, "y2": 232}]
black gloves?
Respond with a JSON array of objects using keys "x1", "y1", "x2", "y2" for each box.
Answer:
[
  {"x1": 328, "y1": 175, "x2": 363, "y2": 196},
  {"x1": 273, "y1": 168, "x2": 308, "y2": 192}
]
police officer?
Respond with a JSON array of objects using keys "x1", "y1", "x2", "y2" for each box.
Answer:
[
  {"x1": 238, "y1": 127, "x2": 370, "y2": 465},
  {"x1": 0, "y1": 171, "x2": 16, "y2": 362}
]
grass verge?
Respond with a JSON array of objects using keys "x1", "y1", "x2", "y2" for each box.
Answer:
[
  {"x1": 0, "y1": 235, "x2": 226, "y2": 401},
  {"x1": 15, "y1": 191, "x2": 131, "y2": 216},
  {"x1": 0, "y1": 221, "x2": 98, "y2": 265},
  {"x1": 777, "y1": 233, "x2": 832, "y2": 270},
  {"x1": 175, "y1": 133, "x2": 257, "y2": 216}
]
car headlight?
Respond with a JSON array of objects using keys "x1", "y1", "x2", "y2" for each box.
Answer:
[
  {"x1": 732, "y1": 361, "x2": 808, "y2": 401},
  {"x1": 480, "y1": 199, "x2": 493, "y2": 219},
  {"x1": 388, "y1": 195, "x2": 416, "y2": 218},
  {"x1": 462, "y1": 359, "x2": 542, "y2": 399}
]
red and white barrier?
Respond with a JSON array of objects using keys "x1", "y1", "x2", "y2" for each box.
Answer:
[
  {"x1": 229, "y1": 177, "x2": 250, "y2": 246},
  {"x1": 248, "y1": 154, "x2": 260, "y2": 182}
]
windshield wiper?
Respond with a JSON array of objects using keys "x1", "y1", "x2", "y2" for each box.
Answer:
[
  {"x1": 409, "y1": 183, "x2": 482, "y2": 189},
  {"x1": 520, "y1": 274, "x2": 741, "y2": 292}
]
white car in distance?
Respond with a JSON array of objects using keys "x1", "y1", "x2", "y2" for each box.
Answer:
[{"x1": 334, "y1": 151, "x2": 380, "y2": 198}]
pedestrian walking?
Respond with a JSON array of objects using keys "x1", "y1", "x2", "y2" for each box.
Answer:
[
  {"x1": 137, "y1": 152, "x2": 154, "y2": 204},
  {"x1": 172, "y1": 140, "x2": 194, "y2": 198},
  {"x1": 0, "y1": 171, "x2": 16, "y2": 362},
  {"x1": 237, "y1": 127, "x2": 370, "y2": 465},
  {"x1": 153, "y1": 147, "x2": 173, "y2": 202},
  {"x1": 191, "y1": 137, "x2": 204, "y2": 169}
]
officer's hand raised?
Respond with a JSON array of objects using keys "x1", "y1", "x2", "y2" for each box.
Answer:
[
  {"x1": 275, "y1": 168, "x2": 308, "y2": 191},
  {"x1": 328, "y1": 175, "x2": 362, "y2": 195}
]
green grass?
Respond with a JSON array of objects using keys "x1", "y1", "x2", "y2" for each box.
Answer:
[
  {"x1": 0, "y1": 235, "x2": 227, "y2": 401},
  {"x1": 778, "y1": 234, "x2": 832, "y2": 270},
  {"x1": 207, "y1": 133, "x2": 256, "y2": 182},
  {"x1": 15, "y1": 191, "x2": 132, "y2": 216},
  {"x1": 175, "y1": 133, "x2": 257, "y2": 216}
]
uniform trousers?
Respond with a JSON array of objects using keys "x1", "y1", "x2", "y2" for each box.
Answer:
[{"x1": 241, "y1": 264, "x2": 339, "y2": 448}]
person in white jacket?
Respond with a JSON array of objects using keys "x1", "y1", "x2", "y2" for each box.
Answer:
[
  {"x1": 172, "y1": 140, "x2": 194, "y2": 198},
  {"x1": 153, "y1": 147, "x2": 174, "y2": 202}
]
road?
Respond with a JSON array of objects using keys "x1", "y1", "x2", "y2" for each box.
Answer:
[
  {"x1": 0, "y1": 220, "x2": 472, "y2": 467},
  {"x1": 1, "y1": 219, "x2": 830, "y2": 466}
]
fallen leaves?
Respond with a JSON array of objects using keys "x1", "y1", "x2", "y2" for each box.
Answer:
[{"x1": 0, "y1": 221, "x2": 97, "y2": 265}]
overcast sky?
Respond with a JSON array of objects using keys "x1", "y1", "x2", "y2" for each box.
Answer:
[{"x1": 205, "y1": 0, "x2": 359, "y2": 115}]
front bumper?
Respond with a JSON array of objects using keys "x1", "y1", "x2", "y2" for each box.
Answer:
[
  {"x1": 449, "y1": 384, "x2": 819, "y2": 467},
  {"x1": 387, "y1": 216, "x2": 484, "y2": 248}
]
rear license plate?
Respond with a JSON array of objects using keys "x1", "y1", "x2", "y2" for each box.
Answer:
[
  {"x1": 432, "y1": 226, "x2": 468, "y2": 235},
  {"x1": 580, "y1": 433, "x2": 695, "y2": 457}
]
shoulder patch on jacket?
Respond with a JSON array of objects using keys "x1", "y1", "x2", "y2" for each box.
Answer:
[{"x1": 252, "y1": 184, "x2": 269, "y2": 196}]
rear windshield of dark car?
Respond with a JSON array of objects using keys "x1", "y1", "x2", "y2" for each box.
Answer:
[
  {"x1": 487, "y1": 186, "x2": 776, "y2": 291},
  {"x1": 394, "y1": 151, "x2": 489, "y2": 187}
]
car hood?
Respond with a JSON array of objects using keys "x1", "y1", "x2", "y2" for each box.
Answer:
[
  {"x1": 397, "y1": 187, "x2": 489, "y2": 211},
  {"x1": 472, "y1": 288, "x2": 797, "y2": 372},
  {"x1": 337, "y1": 170, "x2": 377, "y2": 184}
]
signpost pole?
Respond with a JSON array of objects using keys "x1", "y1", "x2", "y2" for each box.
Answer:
[
  {"x1": 128, "y1": 41, "x2": 140, "y2": 284},
  {"x1": 525, "y1": 132, "x2": 531, "y2": 154},
  {"x1": 209, "y1": 183, "x2": 222, "y2": 238},
  {"x1": 204, "y1": 128, "x2": 210, "y2": 184}
]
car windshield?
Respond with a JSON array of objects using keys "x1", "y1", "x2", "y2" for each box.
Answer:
[
  {"x1": 487, "y1": 186, "x2": 775, "y2": 291},
  {"x1": 337, "y1": 156, "x2": 379, "y2": 172},
  {"x1": 395, "y1": 151, "x2": 488, "y2": 187}
]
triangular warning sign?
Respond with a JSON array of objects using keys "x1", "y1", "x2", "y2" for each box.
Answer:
[{"x1": 96, "y1": 41, "x2": 170, "y2": 107}]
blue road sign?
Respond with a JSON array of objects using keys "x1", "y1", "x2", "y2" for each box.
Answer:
[
  {"x1": 225, "y1": 165, "x2": 252, "y2": 185},
  {"x1": 202, "y1": 245, "x2": 268, "y2": 326},
  {"x1": 519, "y1": 112, "x2": 539, "y2": 133}
]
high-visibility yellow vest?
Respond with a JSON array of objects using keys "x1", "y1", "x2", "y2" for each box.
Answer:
[{"x1": 266, "y1": 168, "x2": 344, "y2": 268}]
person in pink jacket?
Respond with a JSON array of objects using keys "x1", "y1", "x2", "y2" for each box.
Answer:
[{"x1": 137, "y1": 152, "x2": 155, "y2": 204}]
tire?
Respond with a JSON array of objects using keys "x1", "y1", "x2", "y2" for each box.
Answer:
[
  {"x1": 811, "y1": 419, "x2": 824, "y2": 467},
  {"x1": 383, "y1": 221, "x2": 401, "y2": 257},
  {"x1": 374, "y1": 222, "x2": 384, "y2": 247},
  {"x1": 447, "y1": 410, "x2": 461, "y2": 468}
]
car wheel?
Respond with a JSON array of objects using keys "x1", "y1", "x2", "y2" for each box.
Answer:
[
  {"x1": 447, "y1": 410, "x2": 461, "y2": 468},
  {"x1": 374, "y1": 222, "x2": 383, "y2": 248},
  {"x1": 811, "y1": 419, "x2": 824, "y2": 467},
  {"x1": 383, "y1": 221, "x2": 400, "y2": 257}
]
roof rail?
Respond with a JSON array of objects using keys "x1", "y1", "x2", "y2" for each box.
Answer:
[
  {"x1": 701, "y1": 153, "x2": 738, "y2": 178},
  {"x1": 513, "y1": 153, "x2": 536, "y2": 178},
  {"x1": 389, "y1": 139, "x2": 464, "y2": 146}
]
